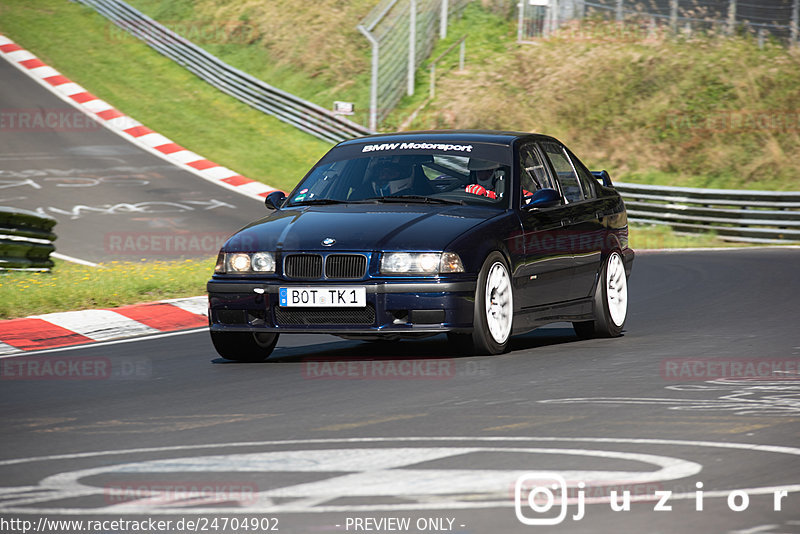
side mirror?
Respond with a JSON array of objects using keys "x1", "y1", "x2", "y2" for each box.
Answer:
[
  {"x1": 526, "y1": 188, "x2": 561, "y2": 209},
  {"x1": 591, "y1": 170, "x2": 612, "y2": 187},
  {"x1": 264, "y1": 190, "x2": 286, "y2": 211}
]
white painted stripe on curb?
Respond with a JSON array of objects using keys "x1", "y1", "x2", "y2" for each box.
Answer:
[
  {"x1": 0, "y1": 342, "x2": 21, "y2": 356},
  {"x1": 238, "y1": 181, "x2": 275, "y2": 195},
  {"x1": 169, "y1": 150, "x2": 203, "y2": 165},
  {"x1": 200, "y1": 167, "x2": 240, "y2": 180},
  {"x1": 32, "y1": 310, "x2": 159, "y2": 341},
  {"x1": 137, "y1": 133, "x2": 172, "y2": 148},
  {"x1": 6, "y1": 50, "x2": 35, "y2": 62},
  {"x1": 162, "y1": 296, "x2": 208, "y2": 317},
  {"x1": 55, "y1": 82, "x2": 85, "y2": 96},
  {"x1": 29, "y1": 66, "x2": 59, "y2": 79},
  {"x1": 82, "y1": 99, "x2": 114, "y2": 113},
  {"x1": 106, "y1": 116, "x2": 140, "y2": 130}
]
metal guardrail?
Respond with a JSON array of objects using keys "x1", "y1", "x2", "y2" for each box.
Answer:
[
  {"x1": 614, "y1": 182, "x2": 800, "y2": 243},
  {"x1": 77, "y1": 0, "x2": 373, "y2": 144},
  {"x1": 0, "y1": 207, "x2": 57, "y2": 271}
]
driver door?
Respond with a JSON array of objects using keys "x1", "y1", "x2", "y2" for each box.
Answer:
[{"x1": 514, "y1": 142, "x2": 576, "y2": 308}]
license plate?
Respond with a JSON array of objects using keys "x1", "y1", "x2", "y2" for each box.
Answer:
[{"x1": 279, "y1": 287, "x2": 367, "y2": 307}]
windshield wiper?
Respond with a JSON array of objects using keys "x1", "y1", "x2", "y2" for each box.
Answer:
[{"x1": 366, "y1": 195, "x2": 464, "y2": 205}]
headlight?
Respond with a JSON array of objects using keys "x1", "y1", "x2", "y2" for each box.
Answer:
[
  {"x1": 251, "y1": 252, "x2": 276, "y2": 272},
  {"x1": 228, "y1": 253, "x2": 251, "y2": 272},
  {"x1": 380, "y1": 252, "x2": 465, "y2": 275},
  {"x1": 216, "y1": 252, "x2": 276, "y2": 274}
]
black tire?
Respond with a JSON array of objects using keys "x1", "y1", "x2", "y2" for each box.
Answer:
[
  {"x1": 449, "y1": 252, "x2": 513, "y2": 355},
  {"x1": 572, "y1": 250, "x2": 628, "y2": 339},
  {"x1": 210, "y1": 331, "x2": 279, "y2": 362}
]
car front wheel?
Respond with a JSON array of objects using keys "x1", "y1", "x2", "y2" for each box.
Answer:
[
  {"x1": 449, "y1": 252, "x2": 513, "y2": 355},
  {"x1": 573, "y1": 250, "x2": 628, "y2": 338},
  {"x1": 210, "y1": 331, "x2": 279, "y2": 362}
]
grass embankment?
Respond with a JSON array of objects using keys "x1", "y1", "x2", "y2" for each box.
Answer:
[
  {"x1": 0, "y1": 258, "x2": 214, "y2": 320},
  {"x1": 0, "y1": 0, "x2": 331, "y2": 192},
  {"x1": 391, "y1": 7, "x2": 800, "y2": 191},
  {"x1": 126, "y1": 0, "x2": 377, "y2": 127}
]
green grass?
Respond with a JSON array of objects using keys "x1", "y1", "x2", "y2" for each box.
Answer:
[
  {"x1": 628, "y1": 224, "x2": 751, "y2": 250},
  {"x1": 126, "y1": 0, "x2": 377, "y2": 126},
  {"x1": 0, "y1": 0, "x2": 331, "y2": 192},
  {"x1": 0, "y1": 258, "x2": 214, "y2": 320}
]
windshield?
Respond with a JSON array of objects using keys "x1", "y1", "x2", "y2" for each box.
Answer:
[{"x1": 287, "y1": 154, "x2": 511, "y2": 208}]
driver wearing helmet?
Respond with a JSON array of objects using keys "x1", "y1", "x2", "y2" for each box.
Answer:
[
  {"x1": 372, "y1": 158, "x2": 415, "y2": 197},
  {"x1": 465, "y1": 158, "x2": 501, "y2": 199}
]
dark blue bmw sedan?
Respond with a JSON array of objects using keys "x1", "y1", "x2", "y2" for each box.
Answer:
[{"x1": 207, "y1": 130, "x2": 634, "y2": 360}]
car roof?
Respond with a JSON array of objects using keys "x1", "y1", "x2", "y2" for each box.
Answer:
[{"x1": 337, "y1": 130, "x2": 557, "y2": 148}]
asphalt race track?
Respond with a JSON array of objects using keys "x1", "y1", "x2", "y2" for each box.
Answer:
[
  {"x1": 0, "y1": 58, "x2": 266, "y2": 263},
  {"x1": 1, "y1": 248, "x2": 798, "y2": 533}
]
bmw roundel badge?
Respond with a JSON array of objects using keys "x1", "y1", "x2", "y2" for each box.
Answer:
[{"x1": 322, "y1": 237, "x2": 336, "y2": 246}]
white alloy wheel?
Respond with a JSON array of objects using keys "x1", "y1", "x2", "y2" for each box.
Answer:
[
  {"x1": 606, "y1": 251, "x2": 628, "y2": 327},
  {"x1": 484, "y1": 261, "x2": 513, "y2": 344}
]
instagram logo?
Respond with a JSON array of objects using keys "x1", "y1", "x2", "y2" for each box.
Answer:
[{"x1": 515, "y1": 473, "x2": 584, "y2": 525}]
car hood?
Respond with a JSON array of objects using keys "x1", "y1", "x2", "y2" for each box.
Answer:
[{"x1": 223, "y1": 204, "x2": 501, "y2": 252}]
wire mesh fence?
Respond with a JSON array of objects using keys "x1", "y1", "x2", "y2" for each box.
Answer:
[
  {"x1": 358, "y1": 0, "x2": 471, "y2": 130},
  {"x1": 519, "y1": 0, "x2": 799, "y2": 44}
]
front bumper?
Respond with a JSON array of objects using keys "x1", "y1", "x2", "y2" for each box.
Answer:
[{"x1": 207, "y1": 279, "x2": 477, "y2": 335}]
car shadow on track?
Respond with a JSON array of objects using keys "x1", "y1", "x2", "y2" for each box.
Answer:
[{"x1": 211, "y1": 326, "x2": 584, "y2": 364}]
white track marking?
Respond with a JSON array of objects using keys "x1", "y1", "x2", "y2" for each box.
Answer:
[
  {"x1": 50, "y1": 252, "x2": 99, "y2": 267},
  {"x1": 0, "y1": 437, "x2": 796, "y2": 514}
]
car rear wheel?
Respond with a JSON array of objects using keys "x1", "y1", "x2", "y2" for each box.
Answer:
[
  {"x1": 449, "y1": 252, "x2": 513, "y2": 355},
  {"x1": 210, "y1": 331, "x2": 279, "y2": 362},
  {"x1": 573, "y1": 251, "x2": 628, "y2": 338}
]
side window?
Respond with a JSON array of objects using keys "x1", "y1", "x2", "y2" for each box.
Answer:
[
  {"x1": 567, "y1": 151, "x2": 596, "y2": 200},
  {"x1": 519, "y1": 144, "x2": 557, "y2": 197},
  {"x1": 541, "y1": 142, "x2": 583, "y2": 203}
]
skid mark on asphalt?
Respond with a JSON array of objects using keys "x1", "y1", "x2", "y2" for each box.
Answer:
[
  {"x1": 30, "y1": 414, "x2": 280, "y2": 434},
  {"x1": 539, "y1": 379, "x2": 800, "y2": 416},
  {"x1": 599, "y1": 416, "x2": 783, "y2": 434},
  {"x1": 482, "y1": 415, "x2": 585, "y2": 432},
  {"x1": 314, "y1": 414, "x2": 427, "y2": 432}
]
